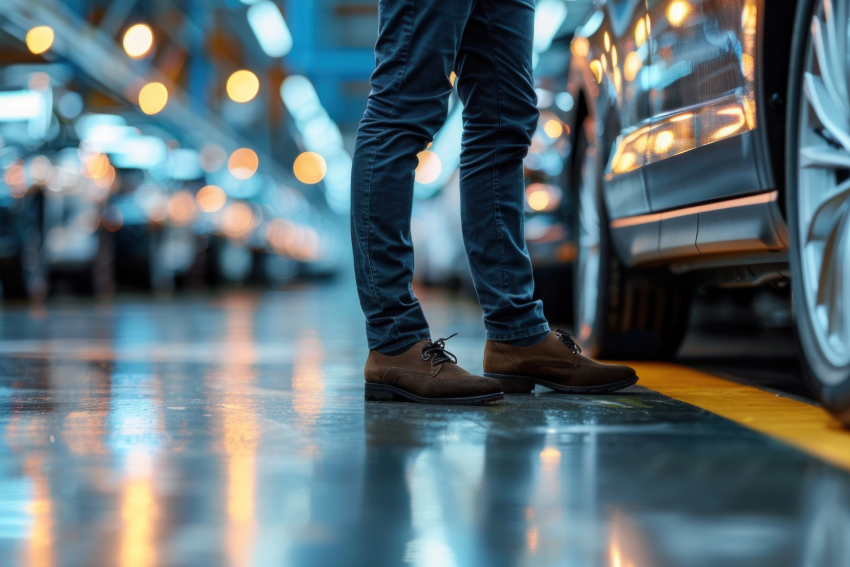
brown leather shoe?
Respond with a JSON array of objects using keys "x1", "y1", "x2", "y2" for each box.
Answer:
[
  {"x1": 364, "y1": 335, "x2": 504, "y2": 405},
  {"x1": 483, "y1": 329, "x2": 638, "y2": 393}
]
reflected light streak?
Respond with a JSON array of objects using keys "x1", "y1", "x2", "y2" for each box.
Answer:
[
  {"x1": 120, "y1": 451, "x2": 156, "y2": 567},
  {"x1": 24, "y1": 455, "x2": 53, "y2": 567},
  {"x1": 292, "y1": 331, "x2": 326, "y2": 429},
  {"x1": 526, "y1": 526, "x2": 538, "y2": 553},
  {"x1": 710, "y1": 107, "x2": 746, "y2": 141},
  {"x1": 217, "y1": 300, "x2": 259, "y2": 567}
]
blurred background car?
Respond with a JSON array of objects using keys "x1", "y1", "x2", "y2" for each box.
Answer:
[{"x1": 0, "y1": 0, "x2": 347, "y2": 300}]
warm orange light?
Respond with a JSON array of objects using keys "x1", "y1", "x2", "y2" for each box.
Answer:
[
  {"x1": 93, "y1": 165, "x2": 116, "y2": 189},
  {"x1": 228, "y1": 148, "x2": 259, "y2": 180},
  {"x1": 612, "y1": 151, "x2": 637, "y2": 174},
  {"x1": 138, "y1": 82, "x2": 168, "y2": 115},
  {"x1": 226, "y1": 70, "x2": 260, "y2": 103},
  {"x1": 604, "y1": 32, "x2": 610, "y2": 52},
  {"x1": 196, "y1": 185, "x2": 227, "y2": 213},
  {"x1": 527, "y1": 190, "x2": 550, "y2": 211},
  {"x1": 168, "y1": 190, "x2": 196, "y2": 226},
  {"x1": 612, "y1": 46, "x2": 618, "y2": 67},
  {"x1": 666, "y1": 0, "x2": 691, "y2": 26},
  {"x1": 624, "y1": 52, "x2": 643, "y2": 81},
  {"x1": 526, "y1": 184, "x2": 559, "y2": 212},
  {"x1": 82, "y1": 153, "x2": 111, "y2": 179},
  {"x1": 635, "y1": 19, "x2": 647, "y2": 46},
  {"x1": 221, "y1": 203, "x2": 254, "y2": 237},
  {"x1": 540, "y1": 447, "x2": 561, "y2": 466},
  {"x1": 450, "y1": 72, "x2": 457, "y2": 86},
  {"x1": 571, "y1": 37, "x2": 589, "y2": 58},
  {"x1": 590, "y1": 60, "x2": 603, "y2": 84},
  {"x1": 653, "y1": 130, "x2": 674, "y2": 154},
  {"x1": 26, "y1": 26, "x2": 54, "y2": 55},
  {"x1": 415, "y1": 151, "x2": 441, "y2": 184},
  {"x1": 293, "y1": 152, "x2": 327, "y2": 184},
  {"x1": 123, "y1": 24, "x2": 153, "y2": 58},
  {"x1": 543, "y1": 119, "x2": 563, "y2": 139},
  {"x1": 4, "y1": 162, "x2": 27, "y2": 198}
]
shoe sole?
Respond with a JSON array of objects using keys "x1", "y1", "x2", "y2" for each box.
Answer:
[
  {"x1": 483, "y1": 373, "x2": 639, "y2": 394},
  {"x1": 364, "y1": 383, "x2": 504, "y2": 405}
]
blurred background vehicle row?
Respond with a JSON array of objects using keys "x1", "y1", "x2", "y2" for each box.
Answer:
[{"x1": 0, "y1": 0, "x2": 599, "y2": 303}]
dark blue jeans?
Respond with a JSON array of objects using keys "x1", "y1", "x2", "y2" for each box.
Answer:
[{"x1": 351, "y1": 0, "x2": 549, "y2": 353}]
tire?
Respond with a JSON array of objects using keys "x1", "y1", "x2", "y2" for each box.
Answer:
[
  {"x1": 572, "y1": 118, "x2": 690, "y2": 360},
  {"x1": 787, "y1": 0, "x2": 850, "y2": 424}
]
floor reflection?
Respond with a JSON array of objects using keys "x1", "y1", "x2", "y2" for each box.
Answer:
[{"x1": 0, "y1": 281, "x2": 846, "y2": 566}]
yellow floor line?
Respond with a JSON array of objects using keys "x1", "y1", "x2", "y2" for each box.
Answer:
[{"x1": 631, "y1": 362, "x2": 850, "y2": 472}]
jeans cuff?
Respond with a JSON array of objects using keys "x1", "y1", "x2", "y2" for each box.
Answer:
[{"x1": 485, "y1": 323, "x2": 550, "y2": 342}]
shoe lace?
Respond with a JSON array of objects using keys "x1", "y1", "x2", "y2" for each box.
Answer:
[
  {"x1": 421, "y1": 333, "x2": 458, "y2": 365},
  {"x1": 555, "y1": 329, "x2": 582, "y2": 355}
]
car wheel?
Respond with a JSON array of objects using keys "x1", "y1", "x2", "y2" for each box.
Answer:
[
  {"x1": 787, "y1": 0, "x2": 850, "y2": 424},
  {"x1": 573, "y1": 118, "x2": 690, "y2": 359}
]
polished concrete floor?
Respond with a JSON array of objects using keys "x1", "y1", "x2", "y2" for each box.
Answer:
[{"x1": 0, "y1": 281, "x2": 849, "y2": 567}]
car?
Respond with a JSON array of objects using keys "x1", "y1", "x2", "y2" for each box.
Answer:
[{"x1": 556, "y1": 0, "x2": 850, "y2": 423}]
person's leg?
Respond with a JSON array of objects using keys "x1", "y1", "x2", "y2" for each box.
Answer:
[
  {"x1": 454, "y1": 0, "x2": 550, "y2": 344},
  {"x1": 351, "y1": 0, "x2": 475, "y2": 354}
]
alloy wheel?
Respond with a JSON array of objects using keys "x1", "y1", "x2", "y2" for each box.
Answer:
[{"x1": 798, "y1": 0, "x2": 850, "y2": 374}]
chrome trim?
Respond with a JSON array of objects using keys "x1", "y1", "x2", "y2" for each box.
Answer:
[{"x1": 610, "y1": 190, "x2": 778, "y2": 229}]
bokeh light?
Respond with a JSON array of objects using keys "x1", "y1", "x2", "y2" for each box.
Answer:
[
  {"x1": 81, "y1": 153, "x2": 111, "y2": 179},
  {"x1": 123, "y1": 24, "x2": 154, "y2": 58},
  {"x1": 228, "y1": 148, "x2": 259, "y2": 180},
  {"x1": 226, "y1": 70, "x2": 260, "y2": 103},
  {"x1": 196, "y1": 185, "x2": 227, "y2": 213},
  {"x1": 571, "y1": 37, "x2": 589, "y2": 58},
  {"x1": 168, "y1": 190, "x2": 196, "y2": 226},
  {"x1": 139, "y1": 82, "x2": 168, "y2": 115},
  {"x1": 666, "y1": 1, "x2": 691, "y2": 26},
  {"x1": 415, "y1": 151, "x2": 441, "y2": 184},
  {"x1": 221, "y1": 202, "x2": 254, "y2": 238},
  {"x1": 200, "y1": 144, "x2": 227, "y2": 173},
  {"x1": 26, "y1": 26, "x2": 55, "y2": 55},
  {"x1": 293, "y1": 152, "x2": 327, "y2": 184},
  {"x1": 525, "y1": 183, "x2": 560, "y2": 212},
  {"x1": 543, "y1": 119, "x2": 563, "y2": 139},
  {"x1": 102, "y1": 205, "x2": 124, "y2": 232}
]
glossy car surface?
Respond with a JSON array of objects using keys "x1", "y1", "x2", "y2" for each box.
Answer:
[{"x1": 556, "y1": 0, "x2": 850, "y2": 422}]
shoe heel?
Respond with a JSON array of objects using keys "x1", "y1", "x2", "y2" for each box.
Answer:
[
  {"x1": 364, "y1": 383, "x2": 398, "y2": 401},
  {"x1": 485, "y1": 374, "x2": 535, "y2": 394}
]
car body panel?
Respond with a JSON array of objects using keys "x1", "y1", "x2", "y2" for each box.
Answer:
[{"x1": 567, "y1": 0, "x2": 791, "y2": 268}]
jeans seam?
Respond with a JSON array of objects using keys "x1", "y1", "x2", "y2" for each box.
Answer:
[
  {"x1": 363, "y1": 0, "x2": 418, "y2": 332},
  {"x1": 479, "y1": 0, "x2": 508, "y2": 293}
]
